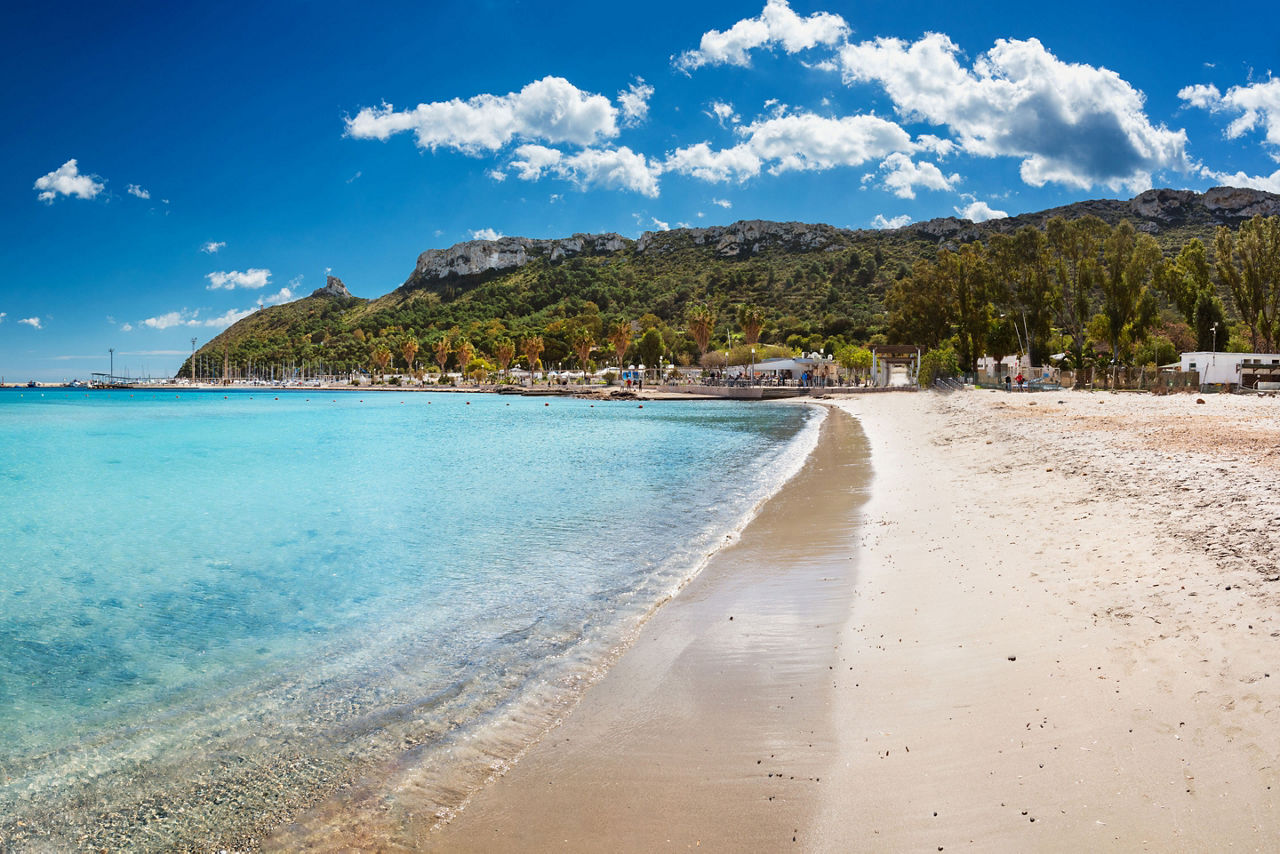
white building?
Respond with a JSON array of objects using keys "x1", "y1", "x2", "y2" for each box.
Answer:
[{"x1": 1180, "y1": 351, "x2": 1280, "y2": 387}]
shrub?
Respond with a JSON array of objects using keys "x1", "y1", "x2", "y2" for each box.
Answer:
[{"x1": 917, "y1": 345, "x2": 960, "y2": 387}]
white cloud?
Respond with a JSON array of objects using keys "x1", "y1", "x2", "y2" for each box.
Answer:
[
  {"x1": 618, "y1": 78, "x2": 654, "y2": 126},
  {"x1": 675, "y1": 0, "x2": 850, "y2": 71},
  {"x1": 915, "y1": 134, "x2": 957, "y2": 157},
  {"x1": 665, "y1": 112, "x2": 915, "y2": 183},
  {"x1": 18, "y1": 317, "x2": 42, "y2": 329},
  {"x1": 711, "y1": 197, "x2": 733, "y2": 208},
  {"x1": 34, "y1": 159, "x2": 104, "y2": 203},
  {"x1": 954, "y1": 198, "x2": 1009, "y2": 222},
  {"x1": 201, "y1": 240, "x2": 226, "y2": 254},
  {"x1": 346, "y1": 170, "x2": 362, "y2": 183},
  {"x1": 142, "y1": 308, "x2": 255, "y2": 330},
  {"x1": 841, "y1": 34, "x2": 1190, "y2": 192},
  {"x1": 877, "y1": 152, "x2": 960, "y2": 198},
  {"x1": 871, "y1": 214, "x2": 912, "y2": 230},
  {"x1": 710, "y1": 101, "x2": 740, "y2": 126},
  {"x1": 206, "y1": 268, "x2": 271, "y2": 290},
  {"x1": 346, "y1": 76, "x2": 619, "y2": 152},
  {"x1": 664, "y1": 141, "x2": 762, "y2": 182},
  {"x1": 201, "y1": 308, "x2": 255, "y2": 329},
  {"x1": 0, "y1": 312, "x2": 5, "y2": 323},
  {"x1": 142, "y1": 311, "x2": 187, "y2": 330},
  {"x1": 470, "y1": 228, "x2": 504, "y2": 241},
  {"x1": 508, "y1": 144, "x2": 660, "y2": 196},
  {"x1": 487, "y1": 168, "x2": 507, "y2": 182},
  {"x1": 1179, "y1": 77, "x2": 1280, "y2": 149},
  {"x1": 121, "y1": 322, "x2": 133, "y2": 332},
  {"x1": 263, "y1": 287, "x2": 295, "y2": 306},
  {"x1": 1200, "y1": 165, "x2": 1280, "y2": 194},
  {"x1": 126, "y1": 184, "x2": 150, "y2": 199},
  {"x1": 651, "y1": 217, "x2": 670, "y2": 231}
]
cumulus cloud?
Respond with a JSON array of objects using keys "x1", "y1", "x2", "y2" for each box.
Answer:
[
  {"x1": 470, "y1": 228, "x2": 504, "y2": 240},
  {"x1": 1180, "y1": 77, "x2": 1280, "y2": 149},
  {"x1": 508, "y1": 144, "x2": 660, "y2": 196},
  {"x1": 201, "y1": 241, "x2": 226, "y2": 254},
  {"x1": 877, "y1": 152, "x2": 960, "y2": 198},
  {"x1": 841, "y1": 34, "x2": 1190, "y2": 192},
  {"x1": 1199, "y1": 165, "x2": 1280, "y2": 193},
  {"x1": 675, "y1": 0, "x2": 850, "y2": 71},
  {"x1": 710, "y1": 101, "x2": 740, "y2": 126},
  {"x1": 618, "y1": 78, "x2": 654, "y2": 126},
  {"x1": 346, "y1": 76, "x2": 619, "y2": 152},
  {"x1": 201, "y1": 308, "x2": 255, "y2": 328},
  {"x1": 954, "y1": 198, "x2": 1009, "y2": 222},
  {"x1": 206, "y1": 269, "x2": 271, "y2": 290},
  {"x1": 871, "y1": 213, "x2": 912, "y2": 229},
  {"x1": 126, "y1": 184, "x2": 150, "y2": 199},
  {"x1": 711, "y1": 197, "x2": 733, "y2": 208},
  {"x1": 34, "y1": 159, "x2": 104, "y2": 202},
  {"x1": 263, "y1": 287, "x2": 295, "y2": 306},
  {"x1": 650, "y1": 217, "x2": 670, "y2": 231},
  {"x1": 665, "y1": 112, "x2": 915, "y2": 183},
  {"x1": 121, "y1": 323, "x2": 133, "y2": 332},
  {"x1": 19, "y1": 316, "x2": 42, "y2": 329},
  {"x1": 142, "y1": 308, "x2": 255, "y2": 330}
]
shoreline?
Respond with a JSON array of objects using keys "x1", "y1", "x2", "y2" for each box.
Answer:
[
  {"x1": 417, "y1": 404, "x2": 870, "y2": 851},
  {"x1": 407, "y1": 390, "x2": 1280, "y2": 852}
]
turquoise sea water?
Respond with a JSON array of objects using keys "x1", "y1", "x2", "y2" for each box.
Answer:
[{"x1": 0, "y1": 388, "x2": 819, "y2": 848}]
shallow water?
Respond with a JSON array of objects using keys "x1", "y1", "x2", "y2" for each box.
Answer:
[{"x1": 0, "y1": 388, "x2": 818, "y2": 850}]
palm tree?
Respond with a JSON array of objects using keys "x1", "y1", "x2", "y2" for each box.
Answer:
[
  {"x1": 737, "y1": 304, "x2": 765, "y2": 347},
  {"x1": 371, "y1": 344, "x2": 392, "y2": 381},
  {"x1": 522, "y1": 335, "x2": 544, "y2": 385},
  {"x1": 455, "y1": 339, "x2": 475, "y2": 384},
  {"x1": 401, "y1": 338, "x2": 420, "y2": 381},
  {"x1": 687, "y1": 303, "x2": 716, "y2": 356},
  {"x1": 608, "y1": 321, "x2": 631, "y2": 372},
  {"x1": 494, "y1": 337, "x2": 516, "y2": 381},
  {"x1": 569, "y1": 327, "x2": 595, "y2": 384},
  {"x1": 433, "y1": 334, "x2": 452, "y2": 378}
]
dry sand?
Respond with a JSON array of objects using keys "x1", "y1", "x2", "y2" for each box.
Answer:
[{"x1": 416, "y1": 391, "x2": 1280, "y2": 850}]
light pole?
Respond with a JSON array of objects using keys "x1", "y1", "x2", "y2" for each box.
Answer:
[
  {"x1": 109, "y1": 348, "x2": 114, "y2": 382},
  {"x1": 750, "y1": 347, "x2": 755, "y2": 386},
  {"x1": 190, "y1": 337, "x2": 197, "y2": 384}
]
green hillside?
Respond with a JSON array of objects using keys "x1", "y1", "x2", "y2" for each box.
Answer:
[{"x1": 181, "y1": 187, "x2": 1280, "y2": 380}]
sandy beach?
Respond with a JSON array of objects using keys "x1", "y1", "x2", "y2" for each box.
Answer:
[{"x1": 412, "y1": 389, "x2": 1280, "y2": 852}]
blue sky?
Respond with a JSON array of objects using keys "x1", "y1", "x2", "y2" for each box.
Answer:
[{"x1": 3, "y1": 0, "x2": 1278, "y2": 380}]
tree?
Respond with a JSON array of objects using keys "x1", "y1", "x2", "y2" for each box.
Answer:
[
  {"x1": 686, "y1": 303, "x2": 716, "y2": 356},
  {"x1": 1047, "y1": 215, "x2": 1109, "y2": 370},
  {"x1": 887, "y1": 259, "x2": 952, "y2": 350},
  {"x1": 608, "y1": 321, "x2": 631, "y2": 368},
  {"x1": 637, "y1": 327, "x2": 663, "y2": 369},
  {"x1": 494, "y1": 338, "x2": 515, "y2": 379},
  {"x1": 371, "y1": 344, "x2": 392, "y2": 379},
  {"x1": 569, "y1": 327, "x2": 595, "y2": 383},
  {"x1": 1167, "y1": 238, "x2": 1212, "y2": 326},
  {"x1": 1194, "y1": 290, "x2": 1229, "y2": 352},
  {"x1": 835, "y1": 344, "x2": 872, "y2": 383},
  {"x1": 1100, "y1": 220, "x2": 1163, "y2": 362},
  {"x1": 989, "y1": 226, "x2": 1054, "y2": 364},
  {"x1": 937, "y1": 243, "x2": 991, "y2": 373},
  {"x1": 401, "y1": 338, "x2": 419, "y2": 379},
  {"x1": 1216, "y1": 216, "x2": 1280, "y2": 352},
  {"x1": 737, "y1": 304, "x2": 766, "y2": 346},
  {"x1": 522, "y1": 335, "x2": 544, "y2": 384},
  {"x1": 455, "y1": 340, "x2": 475, "y2": 384},
  {"x1": 433, "y1": 334, "x2": 452, "y2": 374}
]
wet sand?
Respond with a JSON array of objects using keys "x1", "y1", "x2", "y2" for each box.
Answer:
[
  {"x1": 422, "y1": 390, "x2": 1280, "y2": 852},
  {"x1": 426, "y1": 405, "x2": 870, "y2": 850}
]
